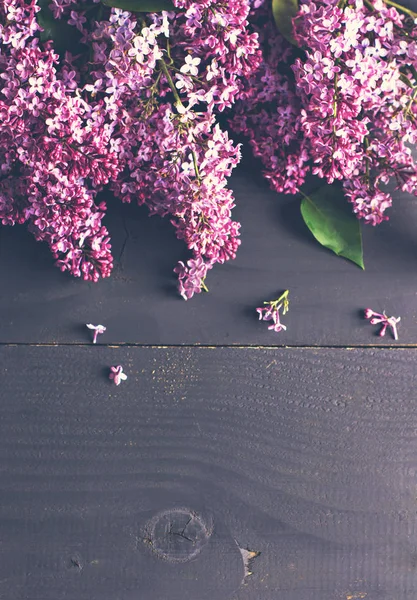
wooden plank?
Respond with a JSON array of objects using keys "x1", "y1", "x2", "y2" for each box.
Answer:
[
  {"x1": 1, "y1": 345, "x2": 417, "y2": 599},
  {"x1": 1, "y1": 168, "x2": 416, "y2": 346}
]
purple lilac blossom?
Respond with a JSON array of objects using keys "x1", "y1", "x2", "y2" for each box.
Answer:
[
  {"x1": 364, "y1": 307, "x2": 401, "y2": 340},
  {"x1": 86, "y1": 323, "x2": 106, "y2": 343},
  {"x1": 0, "y1": 0, "x2": 261, "y2": 298},
  {"x1": 231, "y1": 0, "x2": 417, "y2": 225},
  {"x1": 257, "y1": 290, "x2": 289, "y2": 333},
  {"x1": 230, "y1": 0, "x2": 308, "y2": 194},
  {"x1": 109, "y1": 365, "x2": 127, "y2": 385}
]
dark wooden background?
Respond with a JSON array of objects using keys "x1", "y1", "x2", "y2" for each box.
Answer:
[
  {"x1": 1, "y1": 167, "x2": 417, "y2": 346},
  {"x1": 1, "y1": 163, "x2": 417, "y2": 600}
]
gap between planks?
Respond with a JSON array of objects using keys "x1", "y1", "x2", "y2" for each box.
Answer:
[{"x1": 1, "y1": 343, "x2": 417, "y2": 349}]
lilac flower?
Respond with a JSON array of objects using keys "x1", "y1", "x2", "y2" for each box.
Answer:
[
  {"x1": 68, "y1": 10, "x2": 87, "y2": 33},
  {"x1": 175, "y1": 73, "x2": 193, "y2": 91},
  {"x1": 109, "y1": 365, "x2": 128, "y2": 386},
  {"x1": 257, "y1": 290, "x2": 289, "y2": 333},
  {"x1": 364, "y1": 308, "x2": 401, "y2": 340},
  {"x1": 180, "y1": 55, "x2": 201, "y2": 77},
  {"x1": 86, "y1": 323, "x2": 106, "y2": 344},
  {"x1": 174, "y1": 257, "x2": 212, "y2": 300}
]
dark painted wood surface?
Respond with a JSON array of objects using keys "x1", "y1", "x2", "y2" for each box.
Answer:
[
  {"x1": 1, "y1": 346, "x2": 417, "y2": 600},
  {"x1": 2, "y1": 7, "x2": 417, "y2": 600},
  {"x1": 1, "y1": 167, "x2": 417, "y2": 346}
]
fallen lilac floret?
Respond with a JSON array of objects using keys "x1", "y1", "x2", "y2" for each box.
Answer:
[
  {"x1": 257, "y1": 290, "x2": 289, "y2": 333},
  {"x1": 364, "y1": 308, "x2": 401, "y2": 341},
  {"x1": 109, "y1": 365, "x2": 127, "y2": 386},
  {"x1": 86, "y1": 323, "x2": 106, "y2": 344}
]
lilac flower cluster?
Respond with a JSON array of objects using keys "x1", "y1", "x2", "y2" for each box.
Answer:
[
  {"x1": 231, "y1": 0, "x2": 417, "y2": 225},
  {"x1": 256, "y1": 289, "x2": 289, "y2": 332},
  {"x1": 0, "y1": 0, "x2": 260, "y2": 298},
  {"x1": 230, "y1": 0, "x2": 308, "y2": 194},
  {"x1": 0, "y1": 0, "x2": 117, "y2": 281},
  {"x1": 364, "y1": 307, "x2": 401, "y2": 339},
  {"x1": 4, "y1": 0, "x2": 414, "y2": 300}
]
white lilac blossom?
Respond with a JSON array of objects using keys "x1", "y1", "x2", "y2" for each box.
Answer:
[
  {"x1": 257, "y1": 289, "x2": 289, "y2": 333},
  {"x1": 86, "y1": 323, "x2": 106, "y2": 343},
  {"x1": 364, "y1": 307, "x2": 401, "y2": 340},
  {"x1": 109, "y1": 365, "x2": 127, "y2": 385}
]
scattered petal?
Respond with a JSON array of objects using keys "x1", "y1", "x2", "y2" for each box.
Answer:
[
  {"x1": 86, "y1": 323, "x2": 106, "y2": 344},
  {"x1": 109, "y1": 365, "x2": 127, "y2": 385}
]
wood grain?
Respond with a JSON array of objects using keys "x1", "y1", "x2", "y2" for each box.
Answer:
[
  {"x1": 1, "y1": 168, "x2": 417, "y2": 346},
  {"x1": 1, "y1": 346, "x2": 417, "y2": 599}
]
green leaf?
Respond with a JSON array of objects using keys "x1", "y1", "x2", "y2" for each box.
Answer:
[
  {"x1": 101, "y1": 0, "x2": 175, "y2": 11},
  {"x1": 37, "y1": 0, "x2": 83, "y2": 56},
  {"x1": 300, "y1": 185, "x2": 365, "y2": 269},
  {"x1": 272, "y1": 0, "x2": 299, "y2": 46}
]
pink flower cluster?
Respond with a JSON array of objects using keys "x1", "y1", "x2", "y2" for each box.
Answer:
[
  {"x1": 231, "y1": 0, "x2": 417, "y2": 225},
  {"x1": 0, "y1": 0, "x2": 260, "y2": 298},
  {"x1": 256, "y1": 289, "x2": 289, "y2": 332},
  {"x1": 3, "y1": 0, "x2": 415, "y2": 298},
  {"x1": 230, "y1": 0, "x2": 308, "y2": 194},
  {"x1": 364, "y1": 307, "x2": 401, "y2": 339},
  {"x1": 0, "y1": 0, "x2": 116, "y2": 281}
]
